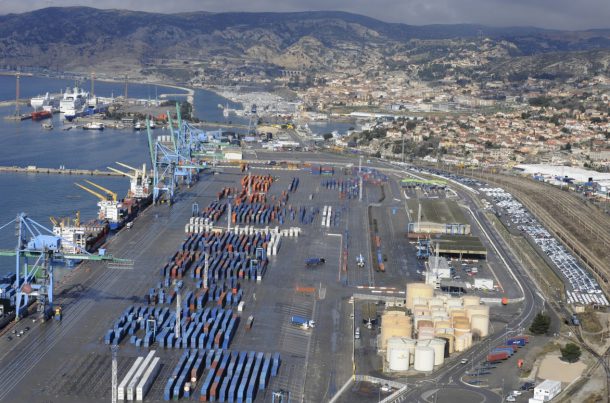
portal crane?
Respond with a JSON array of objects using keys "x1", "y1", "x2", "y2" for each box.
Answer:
[{"x1": 0, "y1": 213, "x2": 133, "y2": 321}]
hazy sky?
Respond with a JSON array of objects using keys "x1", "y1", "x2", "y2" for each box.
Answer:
[{"x1": 2, "y1": 0, "x2": 609, "y2": 30}]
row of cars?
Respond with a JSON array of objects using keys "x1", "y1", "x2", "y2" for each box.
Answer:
[{"x1": 479, "y1": 187, "x2": 608, "y2": 306}]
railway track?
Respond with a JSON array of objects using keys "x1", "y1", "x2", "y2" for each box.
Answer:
[{"x1": 474, "y1": 173, "x2": 610, "y2": 294}]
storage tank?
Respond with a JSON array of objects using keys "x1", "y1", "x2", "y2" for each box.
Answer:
[
  {"x1": 403, "y1": 338, "x2": 417, "y2": 365},
  {"x1": 413, "y1": 315, "x2": 433, "y2": 329},
  {"x1": 428, "y1": 298, "x2": 444, "y2": 309},
  {"x1": 434, "y1": 320, "x2": 451, "y2": 329},
  {"x1": 455, "y1": 333, "x2": 473, "y2": 352},
  {"x1": 470, "y1": 314, "x2": 489, "y2": 338},
  {"x1": 446, "y1": 298, "x2": 463, "y2": 309},
  {"x1": 417, "y1": 320, "x2": 434, "y2": 331},
  {"x1": 454, "y1": 319, "x2": 471, "y2": 338},
  {"x1": 413, "y1": 346, "x2": 435, "y2": 372},
  {"x1": 413, "y1": 296, "x2": 430, "y2": 307},
  {"x1": 450, "y1": 309, "x2": 467, "y2": 319},
  {"x1": 412, "y1": 305, "x2": 430, "y2": 316},
  {"x1": 387, "y1": 337, "x2": 410, "y2": 371},
  {"x1": 380, "y1": 311, "x2": 412, "y2": 349},
  {"x1": 417, "y1": 327, "x2": 435, "y2": 341},
  {"x1": 465, "y1": 305, "x2": 490, "y2": 321},
  {"x1": 462, "y1": 295, "x2": 481, "y2": 306},
  {"x1": 429, "y1": 339, "x2": 446, "y2": 366},
  {"x1": 436, "y1": 334, "x2": 455, "y2": 354},
  {"x1": 406, "y1": 283, "x2": 434, "y2": 310}
]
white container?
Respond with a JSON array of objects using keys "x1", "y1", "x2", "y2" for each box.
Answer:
[
  {"x1": 118, "y1": 356, "x2": 144, "y2": 401},
  {"x1": 136, "y1": 356, "x2": 160, "y2": 401},
  {"x1": 413, "y1": 346, "x2": 435, "y2": 372},
  {"x1": 238, "y1": 301, "x2": 245, "y2": 312},
  {"x1": 127, "y1": 350, "x2": 156, "y2": 400}
]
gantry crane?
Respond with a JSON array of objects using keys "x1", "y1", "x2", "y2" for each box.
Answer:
[
  {"x1": 0, "y1": 213, "x2": 133, "y2": 321},
  {"x1": 146, "y1": 104, "x2": 208, "y2": 205}
]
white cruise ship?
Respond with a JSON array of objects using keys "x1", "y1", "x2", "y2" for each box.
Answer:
[
  {"x1": 60, "y1": 86, "x2": 89, "y2": 120},
  {"x1": 30, "y1": 92, "x2": 59, "y2": 112}
]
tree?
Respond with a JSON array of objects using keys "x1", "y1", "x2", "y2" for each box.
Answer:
[
  {"x1": 560, "y1": 343, "x2": 581, "y2": 363},
  {"x1": 529, "y1": 312, "x2": 551, "y2": 335}
]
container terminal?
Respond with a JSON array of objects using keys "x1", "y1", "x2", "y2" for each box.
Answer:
[{"x1": 0, "y1": 114, "x2": 606, "y2": 402}]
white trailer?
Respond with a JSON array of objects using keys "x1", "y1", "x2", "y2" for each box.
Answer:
[
  {"x1": 533, "y1": 379, "x2": 561, "y2": 402},
  {"x1": 118, "y1": 357, "x2": 144, "y2": 401},
  {"x1": 136, "y1": 356, "x2": 161, "y2": 401}
]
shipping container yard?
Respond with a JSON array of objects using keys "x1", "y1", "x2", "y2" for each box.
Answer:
[{"x1": 0, "y1": 151, "x2": 598, "y2": 403}]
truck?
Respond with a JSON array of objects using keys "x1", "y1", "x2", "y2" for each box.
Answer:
[
  {"x1": 305, "y1": 257, "x2": 326, "y2": 267},
  {"x1": 291, "y1": 316, "x2": 316, "y2": 329}
]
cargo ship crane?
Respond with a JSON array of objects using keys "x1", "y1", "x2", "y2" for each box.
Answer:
[
  {"x1": 0, "y1": 213, "x2": 133, "y2": 321},
  {"x1": 146, "y1": 104, "x2": 207, "y2": 205},
  {"x1": 83, "y1": 180, "x2": 118, "y2": 201},
  {"x1": 107, "y1": 162, "x2": 152, "y2": 200},
  {"x1": 75, "y1": 182, "x2": 123, "y2": 230}
]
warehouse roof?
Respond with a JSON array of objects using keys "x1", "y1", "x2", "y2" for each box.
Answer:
[{"x1": 408, "y1": 198, "x2": 468, "y2": 225}]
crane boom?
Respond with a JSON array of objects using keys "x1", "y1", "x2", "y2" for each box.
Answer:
[
  {"x1": 146, "y1": 119, "x2": 155, "y2": 168},
  {"x1": 75, "y1": 183, "x2": 107, "y2": 201},
  {"x1": 116, "y1": 161, "x2": 138, "y2": 172},
  {"x1": 107, "y1": 167, "x2": 134, "y2": 178},
  {"x1": 84, "y1": 180, "x2": 117, "y2": 201}
]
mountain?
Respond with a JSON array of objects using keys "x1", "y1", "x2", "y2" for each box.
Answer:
[{"x1": 1, "y1": 7, "x2": 609, "y2": 80}]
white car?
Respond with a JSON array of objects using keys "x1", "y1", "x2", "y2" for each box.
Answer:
[
  {"x1": 380, "y1": 385, "x2": 391, "y2": 393},
  {"x1": 512, "y1": 390, "x2": 522, "y2": 396},
  {"x1": 506, "y1": 396, "x2": 516, "y2": 402}
]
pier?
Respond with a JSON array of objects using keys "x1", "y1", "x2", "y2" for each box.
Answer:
[{"x1": 0, "y1": 165, "x2": 127, "y2": 176}]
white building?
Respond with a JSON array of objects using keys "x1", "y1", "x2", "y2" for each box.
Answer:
[{"x1": 533, "y1": 379, "x2": 561, "y2": 402}]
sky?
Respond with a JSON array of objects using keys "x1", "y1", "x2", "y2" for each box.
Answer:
[{"x1": 1, "y1": 0, "x2": 610, "y2": 30}]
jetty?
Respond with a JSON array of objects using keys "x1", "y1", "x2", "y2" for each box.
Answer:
[{"x1": 0, "y1": 165, "x2": 128, "y2": 176}]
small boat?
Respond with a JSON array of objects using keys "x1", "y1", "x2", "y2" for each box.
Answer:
[
  {"x1": 149, "y1": 120, "x2": 156, "y2": 129},
  {"x1": 83, "y1": 122, "x2": 104, "y2": 130},
  {"x1": 42, "y1": 122, "x2": 54, "y2": 130},
  {"x1": 133, "y1": 121, "x2": 142, "y2": 131}
]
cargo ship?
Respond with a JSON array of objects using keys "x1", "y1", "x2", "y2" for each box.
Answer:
[
  {"x1": 50, "y1": 212, "x2": 109, "y2": 254},
  {"x1": 76, "y1": 164, "x2": 152, "y2": 231}
]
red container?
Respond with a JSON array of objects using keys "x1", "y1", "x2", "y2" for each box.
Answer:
[{"x1": 487, "y1": 352, "x2": 509, "y2": 362}]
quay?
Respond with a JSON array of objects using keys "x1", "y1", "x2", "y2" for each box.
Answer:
[{"x1": 0, "y1": 165, "x2": 127, "y2": 176}]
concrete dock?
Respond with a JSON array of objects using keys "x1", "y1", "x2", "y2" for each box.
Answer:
[{"x1": 0, "y1": 165, "x2": 127, "y2": 176}]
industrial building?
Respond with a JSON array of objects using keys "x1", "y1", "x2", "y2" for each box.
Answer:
[
  {"x1": 532, "y1": 379, "x2": 562, "y2": 402},
  {"x1": 380, "y1": 282, "x2": 490, "y2": 373},
  {"x1": 407, "y1": 199, "x2": 471, "y2": 235}
]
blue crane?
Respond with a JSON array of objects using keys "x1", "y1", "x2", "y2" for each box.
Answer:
[
  {"x1": 146, "y1": 104, "x2": 209, "y2": 205},
  {"x1": 0, "y1": 213, "x2": 132, "y2": 321}
]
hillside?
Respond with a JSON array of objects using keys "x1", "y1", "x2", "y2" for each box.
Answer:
[{"x1": 1, "y1": 7, "x2": 610, "y2": 80}]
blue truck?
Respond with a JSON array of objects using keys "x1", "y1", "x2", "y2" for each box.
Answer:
[
  {"x1": 291, "y1": 315, "x2": 316, "y2": 329},
  {"x1": 305, "y1": 257, "x2": 325, "y2": 267}
]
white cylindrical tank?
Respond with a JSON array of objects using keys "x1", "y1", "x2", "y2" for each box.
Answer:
[
  {"x1": 412, "y1": 305, "x2": 430, "y2": 316},
  {"x1": 387, "y1": 337, "x2": 410, "y2": 371},
  {"x1": 403, "y1": 338, "x2": 417, "y2": 365},
  {"x1": 465, "y1": 305, "x2": 490, "y2": 321},
  {"x1": 417, "y1": 327, "x2": 435, "y2": 340},
  {"x1": 413, "y1": 296, "x2": 430, "y2": 307},
  {"x1": 471, "y1": 315, "x2": 490, "y2": 338},
  {"x1": 413, "y1": 346, "x2": 435, "y2": 372},
  {"x1": 446, "y1": 297, "x2": 463, "y2": 309},
  {"x1": 437, "y1": 334, "x2": 454, "y2": 354},
  {"x1": 455, "y1": 333, "x2": 473, "y2": 352},
  {"x1": 428, "y1": 298, "x2": 444, "y2": 309},
  {"x1": 450, "y1": 309, "x2": 467, "y2": 319},
  {"x1": 406, "y1": 283, "x2": 434, "y2": 309},
  {"x1": 413, "y1": 315, "x2": 433, "y2": 329},
  {"x1": 462, "y1": 295, "x2": 481, "y2": 306},
  {"x1": 429, "y1": 339, "x2": 446, "y2": 365},
  {"x1": 434, "y1": 320, "x2": 451, "y2": 329}
]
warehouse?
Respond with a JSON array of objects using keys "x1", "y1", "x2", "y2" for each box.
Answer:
[{"x1": 407, "y1": 199, "x2": 471, "y2": 235}]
